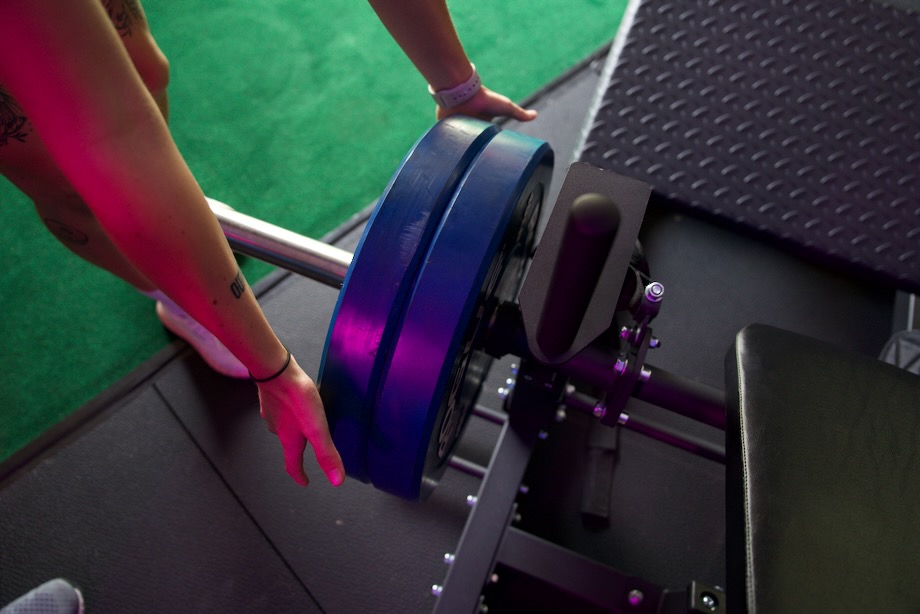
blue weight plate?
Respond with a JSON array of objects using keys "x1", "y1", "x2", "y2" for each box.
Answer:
[
  {"x1": 369, "y1": 130, "x2": 553, "y2": 500},
  {"x1": 318, "y1": 117, "x2": 500, "y2": 483}
]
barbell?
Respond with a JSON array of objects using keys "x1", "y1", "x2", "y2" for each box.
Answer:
[{"x1": 210, "y1": 116, "x2": 725, "y2": 501}]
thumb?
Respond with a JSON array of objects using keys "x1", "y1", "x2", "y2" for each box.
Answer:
[{"x1": 510, "y1": 105, "x2": 538, "y2": 121}]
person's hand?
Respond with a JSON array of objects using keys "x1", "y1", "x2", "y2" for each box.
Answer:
[
  {"x1": 436, "y1": 86, "x2": 537, "y2": 122},
  {"x1": 257, "y1": 356, "x2": 345, "y2": 487}
]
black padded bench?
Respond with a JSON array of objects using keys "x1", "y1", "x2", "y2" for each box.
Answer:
[{"x1": 726, "y1": 324, "x2": 920, "y2": 612}]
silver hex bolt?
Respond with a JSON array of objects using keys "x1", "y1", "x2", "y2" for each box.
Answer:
[
  {"x1": 593, "y1": 402, "x2": 607, "y2": 419},
  {"x1": 432, "y1": 584, "x2": 443, "y2": 597},
  {"x1": 645, "y1": 281, "x2": 665, "y2": 302},
  {"x1": 700, "y1": 592, "x2": 719, "y2": 611},
  {"x1": 628, "y1": 589, "x2": 644, "y2": 606},
  {"x1": 614, "y1": 358, "x2": 628, "y2": 374},
  {"x1": 466, "y1": 495, "x2": 478, "y2": 506},
  {"x1": 443, "y1": 553, "x2": 455, "y2": 565}
]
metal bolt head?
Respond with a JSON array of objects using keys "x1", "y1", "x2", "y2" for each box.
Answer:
[
  {"x1": 628, "y1": 589, "x2": 644, "y2": 606},
  {"x1": 432, "y1": 584, "x2": 443, "y2": 597},
  {"x1": 700, "y1": 592, "x2": 719, "y2": 611},
  {"x1": 443, "y1": 553, "x2": 455, "y2": 565},
  {"x1": 466, "y1": 495, "x2": 478, "y2": 506},
  {"x1": 593, "y1": 402, "x2": 607, "y2": 419},
  {"x1": 614, "y1": 358, "x2": 628, "y2": 374},
  {"x1": 645, "y1": 281, "x2": 665, "y2": 302}
]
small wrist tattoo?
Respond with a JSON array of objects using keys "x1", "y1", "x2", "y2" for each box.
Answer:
[{"x1": 230, "y1": 269, "x2": 246, "y2": 299}]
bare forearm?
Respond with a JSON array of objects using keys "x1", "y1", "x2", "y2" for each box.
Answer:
[
  {"x1": 75, "y1": 122, "x2": 285, "y2": 374},
  {"x1": 366, "y1": 0, "x2": 473, "y2": 89},
  {"x1": 0, "y1": 0, "x2": 343, "y2": 486},
  {"x1": 52, "y1": 118, "x2": 284, "y2": 375},
  {"x1": 0, "y1": 0, "x2": 284, "y2": 376}
]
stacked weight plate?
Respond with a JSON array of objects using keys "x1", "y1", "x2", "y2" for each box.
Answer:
[{"x1": 319, "y1": 116, "x2": 554, "y2": 500}]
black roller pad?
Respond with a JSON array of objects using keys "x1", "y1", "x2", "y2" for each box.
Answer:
[{"x1": 581, "y1": 0, "x2": 920, "y2": 292}]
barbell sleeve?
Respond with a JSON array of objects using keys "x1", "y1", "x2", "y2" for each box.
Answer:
[
  {"x1": 564, "y1": 390, "x2": 726, "y2": 463},
  {"x1": 632, "y1": 366, "x2": 726, "y2": 430},
  {"x1": 207, "y1": 198, "x2": 726, "y2": 431},
  {"x1": 208, "y1": 198, "x2": 352, "y2": 289},
  {"x1": 562, "y1": 344, "x2": 726, "y2": 429}
]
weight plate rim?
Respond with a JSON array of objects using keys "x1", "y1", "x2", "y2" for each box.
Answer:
[
  {"x1": 318, "y1": 116, "x2": 500, "y2": 482},
  {"x1": 368, "y1": 131, "x2": 553, "y2": 499}
]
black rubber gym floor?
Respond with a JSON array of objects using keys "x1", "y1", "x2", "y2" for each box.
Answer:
[{"x1": 0, "y1": 28, "x2": 899, "y2": 614}]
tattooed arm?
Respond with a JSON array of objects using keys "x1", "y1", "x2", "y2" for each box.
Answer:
[
  {"x1": 104, "y1": 0, "x2": 170, "y2": 119},
  {"x1": 0, "y1": 0, "x2": 343, "y2": 488}
]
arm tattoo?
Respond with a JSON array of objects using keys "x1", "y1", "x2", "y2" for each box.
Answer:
[
  {"x1": 102, "y1": 0, "x2": 145, "y2": 38},
  {"x1": 0, "y1": 87, "x2": 31, "y2": 146},
  {"x1": 230, "y1": 269, "x2": 247, "y2": 299}
]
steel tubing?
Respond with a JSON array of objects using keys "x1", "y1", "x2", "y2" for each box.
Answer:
[{"x1": 209, "y1": 199, "x2": 352, "y2": 289}]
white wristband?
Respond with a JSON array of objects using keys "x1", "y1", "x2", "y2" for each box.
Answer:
[{"x1": 428, "y1": 64, "x2": 481, "y2": 109}]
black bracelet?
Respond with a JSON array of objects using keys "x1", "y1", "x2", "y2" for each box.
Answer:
[{"x1": 250, "y1": 347, "x2": 292, "y2": 383}]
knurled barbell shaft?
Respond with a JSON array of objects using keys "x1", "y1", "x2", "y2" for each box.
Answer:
[{"x1": 209, "y1": 199, "x2": 351, "y2": 289}]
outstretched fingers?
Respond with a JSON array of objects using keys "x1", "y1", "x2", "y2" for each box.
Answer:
[
  {"x1": 295, "y1": 390, "x2": 346, "y2": 486},
  {"x1": 277, "y1": 417, "x2": 344, "y2": 487},
  {"x1": 279, "y1": 430, "x2": 310, "y2": 487},
  {"x1": 258, "y1": 357, "x2": 346, "y2": 488}
]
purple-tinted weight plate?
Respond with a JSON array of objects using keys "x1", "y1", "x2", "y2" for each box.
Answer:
[
  {"x1": 318, "y1": 117, "x2": 500, "y2": 483},
  {"x1": 369, "y1": 130, "x2": 553, "y2": 499}
]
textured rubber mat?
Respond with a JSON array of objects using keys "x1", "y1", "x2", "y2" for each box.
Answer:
[{"x1": 580, "y1": 0, "x2": 920, "y2": 292}]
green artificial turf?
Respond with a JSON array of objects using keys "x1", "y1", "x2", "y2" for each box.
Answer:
[{"x1": 0, "y1": 0, "x2": 627, "y2": 463}]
